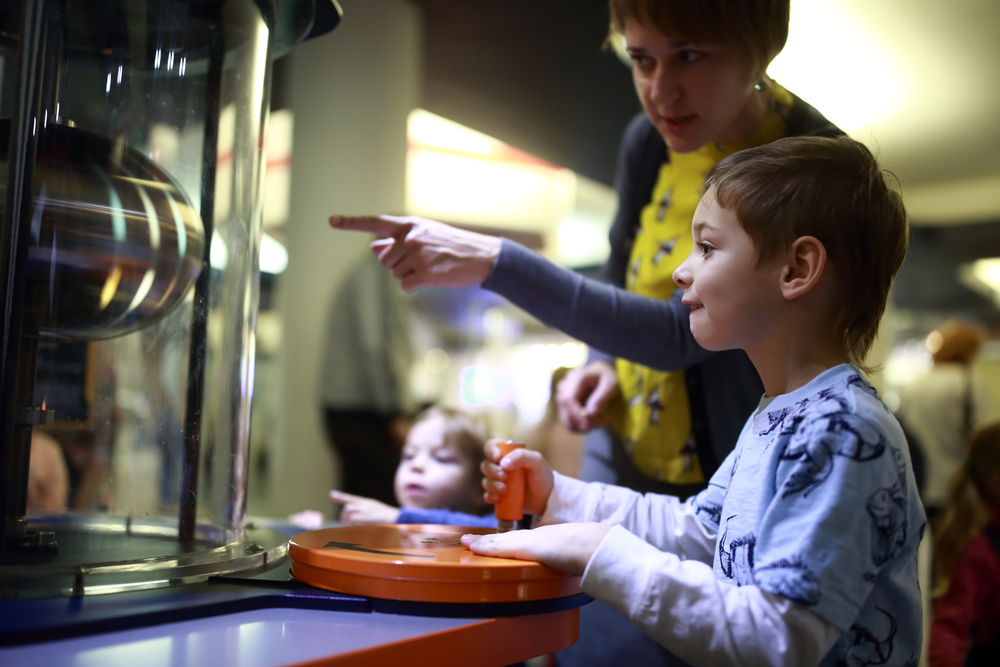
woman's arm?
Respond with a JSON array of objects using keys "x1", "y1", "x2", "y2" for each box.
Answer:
[
  {"x1": 328, "y1": 212, "x2": 712, "y2": 372},
  {"x1": 483, "y1": 239, "x2": 712, "y2": 371}
]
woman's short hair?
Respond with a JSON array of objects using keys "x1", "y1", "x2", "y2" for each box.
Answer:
[
  {"x1": 703, "y1": 136, "x2": 909, "y2": 371},
  {"x1": 607, "y1": 0, "x2": 790, "y2": 77}
]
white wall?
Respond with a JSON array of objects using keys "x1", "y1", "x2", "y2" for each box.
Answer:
[{"x1": 268, "y1": 0, "x2": 421, "y2": 516}]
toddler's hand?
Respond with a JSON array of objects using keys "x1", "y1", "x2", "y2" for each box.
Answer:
[
  {"x1": 461, "y1": 523, "x2": 613, "y2": 575},
  {"x1": 482, "y1": 439, "x2": 554, "y2": 517},
  {"x1": 287, "y1": 509, "x2": 325, "y2": 530},
  {"x1": 330, "y1": 490, "x2": 401, "y2": 525}
]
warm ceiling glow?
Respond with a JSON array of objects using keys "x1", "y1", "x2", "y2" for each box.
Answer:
[
  {"x1": 409, "y1": 109, "x2": 497, "y2": 157},
  {"x1": 407, "y1": 150, "x2": 572, "y2": 227},
  {"x1": 957, "y1": 257, "x2": 1000, "y2": 307},
  {"x1": 260, "y1": 233, "x2": 288, "y2": 274},
  {"x1": 406, "y1": 109, "x2": 616, "y2": 263},
  {"x1": 769, "y1": 0, "x2": 908, "y2": 133}
]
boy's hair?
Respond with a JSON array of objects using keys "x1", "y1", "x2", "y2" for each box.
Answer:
[
  {"x1": 703, "y1": 136, "x2": 909, "y2": 369},
  {"x1": 412, "y1": 405, "x2": 489, "y2": 466},
  {"x1": 607, "y1": 0, "x2": 790, "y2": 78}
]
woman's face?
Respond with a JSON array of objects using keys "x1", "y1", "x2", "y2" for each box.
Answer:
[{"x1": 624, "y1": 19, "x2": 762, "y2": 153}]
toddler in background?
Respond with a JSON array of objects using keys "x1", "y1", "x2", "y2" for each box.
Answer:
[
  {"x1": 331, "y1": 405, "x2": 495, "y2": 528},
  {"x1": 930, "y1": 421, "x2": 1000, "y2": 665}
]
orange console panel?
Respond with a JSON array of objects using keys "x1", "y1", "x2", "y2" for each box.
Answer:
[{"x1": 288, "y1": 524, "x2": 582, "y2": 604}]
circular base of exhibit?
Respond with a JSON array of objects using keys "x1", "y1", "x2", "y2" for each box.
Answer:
[{"x1": 288, "y1": 524, "x2": 581, "y2": 604}]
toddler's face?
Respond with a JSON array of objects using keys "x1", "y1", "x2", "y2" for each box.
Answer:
[{"x1": 394, "y1": 414, "x2": 483, "y2": 513}]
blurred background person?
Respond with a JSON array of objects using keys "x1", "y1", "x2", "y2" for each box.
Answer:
[
  {"x1": 898, "y1": 320, "x2": 991, "y2": 523},
  {"x1": 26, "y1": 430, "x2": 69, "y2": 513},
  {"x1": 930, "y1": 421, "x2": 1000, "y2": 665},
  {"x1": 320, "y1": 249, "x2": 415, "y2": 507}
]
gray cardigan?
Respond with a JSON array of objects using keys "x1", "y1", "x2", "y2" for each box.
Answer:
[{"x1": 483, "y1": 100, "x2": 841, "y2": 475}]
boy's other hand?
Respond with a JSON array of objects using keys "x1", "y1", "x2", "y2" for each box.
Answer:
[
  {"x1": 328, "y1": 215, "x2": 502, "y2": 292},
  {"x1": 461, "y1": 523, "x2": 613, "y2": 576},
  {"x1": 482, "y1": 440, "x2": 554, "y2": 516},
  {"x1": 330, "y1": 490, "x2": 401, "y2": 526},
  {"x1": 555, "y1": 360, "x2": 620, "y2": 433}
]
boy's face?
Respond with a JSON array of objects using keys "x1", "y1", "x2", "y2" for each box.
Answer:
[
  {"x1": 672, "y1": 194, "x2": 785, "y2": 352},
  {"x1": 624, "y1": 19, "x2": 759, "y2": 153},
  {"x1": 394, "y1": 414, "x2": 483, "y2": 513}
]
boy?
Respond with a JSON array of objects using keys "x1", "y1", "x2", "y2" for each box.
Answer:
[
  {"x1": 464, "y1": 136, "x2": 924, "y2": 666},
  {"x1": 331, "y1": 405, "x2": 495, "y2": 527}
]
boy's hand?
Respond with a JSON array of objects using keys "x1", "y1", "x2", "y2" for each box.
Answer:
[
  {"x1": 328, "y1": 215, "x2": 502, "y2": 292},
  {"x1": 555, "y1": 360, "x2": 620, "y2": 433},
  {"x1": 461, "y1": 523, "x2": 613, "y2": 575},
  {"x1": 330, "y1": 490, "x2": 401, "y2": 525},
  {"x1": 482, "y1": 440, "x2": 554, "y2": 516}
]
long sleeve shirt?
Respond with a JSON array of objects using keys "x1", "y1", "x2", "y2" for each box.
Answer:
[{"x1": 540, "y1": 365, "x2": 925, "y2": 666}]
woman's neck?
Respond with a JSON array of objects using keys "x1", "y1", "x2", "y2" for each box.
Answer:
[{"x1": 716, "y1": 77, "x2": 771, "y2": 145}]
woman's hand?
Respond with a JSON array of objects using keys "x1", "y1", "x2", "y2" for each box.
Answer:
[
  {"x1": 328, "y1": 215, "x2": 502, "y2": 292},
  {"x1": 330, "y1": 490, "x2": 401, "y2": 525},
  {"x1": 482, "y1": 440, "x2": 554, "y2": 517},
  {"x1": 461, "y1": 523, "x2": 613, "y2": 575},
  {"x1": 556, "y1": 360, "x2": 620, "y2": 433}
]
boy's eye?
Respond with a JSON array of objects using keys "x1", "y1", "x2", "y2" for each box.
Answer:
[{"x1": 699, "y1": 242, "x2": 714, "y2": 256}]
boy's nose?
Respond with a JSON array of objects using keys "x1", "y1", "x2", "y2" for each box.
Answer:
[{"x1": 672, "y1": 258, "x2": 692, "y2": 289}]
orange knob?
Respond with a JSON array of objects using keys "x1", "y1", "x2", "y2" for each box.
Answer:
[{"x1": 495, "y1": 441, "x2": 526, "y2": 531}]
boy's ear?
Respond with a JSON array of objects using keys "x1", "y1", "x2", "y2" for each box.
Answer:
[{"x1": 780, "y1": 236, "x2": 827, "y2": 300}]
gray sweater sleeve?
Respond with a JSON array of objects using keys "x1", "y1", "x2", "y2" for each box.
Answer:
[{"x1": 482, "y1": 239, "x2": 714, "y2": 372}]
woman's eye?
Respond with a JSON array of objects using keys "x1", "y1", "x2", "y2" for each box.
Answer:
[
  {"x1": 630, "y1": 55, "x2": 652, "y2": 69},
  {"x1": 677, "y1": 50, "x2": 704, "y2": 64}
]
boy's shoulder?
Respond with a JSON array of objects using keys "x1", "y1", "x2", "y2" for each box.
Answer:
[
  {"x1": 722, "y1": 365, "x2": 924, "y2": 639},
  {"x1": 757, "y1": 366, "x2": 899, "y2": 444},
  {"x1": 750, "y1": 365, "x2": 909, "y2": 500}
]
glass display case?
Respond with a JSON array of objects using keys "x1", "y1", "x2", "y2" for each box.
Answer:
[{"x1": 0, "y1": 0, "x2": 339, "y2": 596}]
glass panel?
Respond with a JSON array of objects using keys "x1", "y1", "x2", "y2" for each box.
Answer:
[{"x1": 1, "y1": 0, "x2": 270, "y2": 566}]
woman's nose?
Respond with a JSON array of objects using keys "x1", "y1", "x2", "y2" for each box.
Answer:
[{"x1": 649, "y1": 64, "x2": 680, "y2": 108}]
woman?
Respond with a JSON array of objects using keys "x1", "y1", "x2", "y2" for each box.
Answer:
[{"x1": 331, "y1": 1, "x2": 840, "y2": 663}]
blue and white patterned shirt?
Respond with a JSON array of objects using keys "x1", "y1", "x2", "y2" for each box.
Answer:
[{"x1": 692, "y1": 364, "x2": 925, "y2": 665}]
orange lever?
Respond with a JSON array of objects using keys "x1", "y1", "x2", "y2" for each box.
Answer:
[{"x1": 495, "y1": 441, "x2": 526, "y2": 532}]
